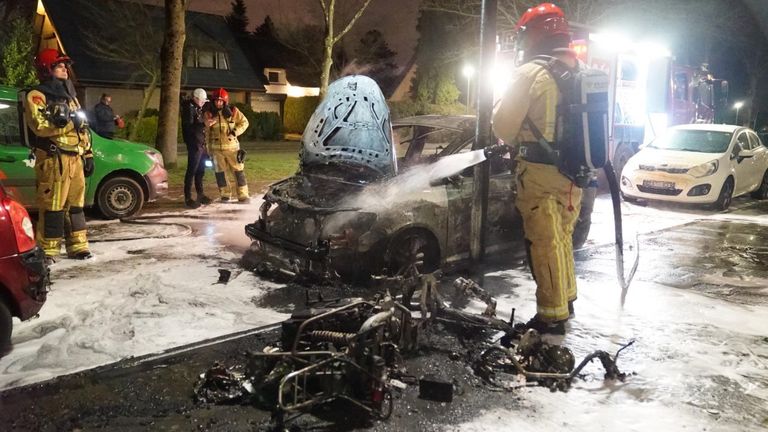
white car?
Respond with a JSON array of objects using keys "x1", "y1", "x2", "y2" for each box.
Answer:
[{"x1": 620, "y1": 124, "x2": 768, "y2": 210}]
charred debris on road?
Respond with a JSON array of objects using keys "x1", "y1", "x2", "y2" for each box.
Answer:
[{"x1": 195, "y1": 267, "x2": 635, "y2": 430}]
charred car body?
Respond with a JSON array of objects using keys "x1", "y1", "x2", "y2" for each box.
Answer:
[{"x1": 245, "y1": 75, "x2": 596, "y2": 280}]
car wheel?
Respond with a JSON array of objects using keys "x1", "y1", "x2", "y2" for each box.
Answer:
[
  {"x1": 97, "y1": 177, "x2": 145, "y2": 219},
  {"x1": 713, "y1": 177, "x2": 734, "y2": 211},
  {"x1": 386, "y1": 229, "x2": 440, "y2": 276},
  {"x1": 0, "y1": 301, "x2": 12, "y2": 356},
  {"x1": 750, "y1": 169, "x2": 768, "y2": 200}
]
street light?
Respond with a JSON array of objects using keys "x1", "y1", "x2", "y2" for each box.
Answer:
[
  {"x1": 462, "y1": 64, "x2": 475, "y2": 114},
  {"x1": 734, "y1": 101, "x2": 744, "y2": 125}
]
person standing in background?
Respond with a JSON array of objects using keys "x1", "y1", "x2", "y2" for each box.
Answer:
[{"x1": 180, "y1": 88, "x2": 212, "y2": 209}]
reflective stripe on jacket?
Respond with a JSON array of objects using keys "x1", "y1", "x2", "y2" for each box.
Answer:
[{"x1": 206, "y1": 107, "x2": 249, "y2": 152}]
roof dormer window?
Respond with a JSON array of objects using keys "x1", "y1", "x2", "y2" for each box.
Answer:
[{"x1": 186, "y1": 49, "x2": 229, "y2": 70}]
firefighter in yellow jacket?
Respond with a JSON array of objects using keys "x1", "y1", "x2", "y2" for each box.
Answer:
[
  {"x1": 205, "y1": 88, "x2": 250, "y2": 203},
  {"x1": 25, "y1": 49, "x2": 94, "y2": 263},
  {"x1": 492, "y1": 3, "x2": 581, "y2": 335}
]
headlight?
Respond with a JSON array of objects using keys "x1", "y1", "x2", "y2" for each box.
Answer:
[
  {"x1": 145, "y1": 150, "x2": 164, "y2": 167},
  {"x1": 688, "y1": 160, "x2": 718, "y2": 178}
]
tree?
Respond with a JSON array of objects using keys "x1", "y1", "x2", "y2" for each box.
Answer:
[
  {"x1": 353, "y1": 29, "x2": 398, "y2": 93},
  {"x1": 80, "y1": 1, "x2": 164, "y2": 142},
  {"x1": 273, "y1": 22, "x2": 325, "y2": 80},
  {"x1": 317, "y1": 0, "x2": 376, "y2": 98},
  {"x1": 226, "y1": 0, "x2": 249, "y2": 38},
  {"x1": 0, "y1": 18, "x2": 37, "y2": 88},
  {"x1": 409, "y1": 9, "x2": 466, "y2": 106},
  {"x1": 422, "y1": 0, "x2": 634, "y2": 29},
  {"x1": 156, "y1": 0, "x2": 187, "y2": 168}
]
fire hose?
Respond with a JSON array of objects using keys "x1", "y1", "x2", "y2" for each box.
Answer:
[{"x1": 603, "y1": 161, "x2": 640, "y2": 307}]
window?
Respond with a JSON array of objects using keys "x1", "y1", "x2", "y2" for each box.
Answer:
[
  {"x1": 393, "y1": 126, "x2": 413, "y2": 159},
  {"x1": 197, "y1": 51, "x2": 214, "y2": 68},
  {"x1": 737, "y1": 132, "x2": 751, "y2": 151},
  {"x1": 673, "y1": 72, "x2": 688, "y2": 101},
  {"x1": 268, "y1": 71, "x2": 280, "y2": 83},
  {"x1": 0, "y1": 102, "x2": 21, "y2": 146},
  {"x1": 748, "y1": 132, "x2": 763, "y2": 149},
  {"x1": 185, "y1": 49, "x2": 230, "y2": 70},
  {"x1": 217, "y1": 52, "x2": 229, "y2": 70}
]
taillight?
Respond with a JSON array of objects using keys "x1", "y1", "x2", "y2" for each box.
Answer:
[{"x1": 2, "y1": 197, "x2": 36, "y2": 253}]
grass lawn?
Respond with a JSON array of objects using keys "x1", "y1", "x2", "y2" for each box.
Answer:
[{"x1": 164, "y1": 140, "x2": 300, "y2": 199}]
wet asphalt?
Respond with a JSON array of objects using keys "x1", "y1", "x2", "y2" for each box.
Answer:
[{"x1": 1, "y1": 196, "x2": 767, "y2": 431}]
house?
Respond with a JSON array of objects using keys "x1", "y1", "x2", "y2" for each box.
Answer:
[{"x1": 33, "y1": 0, "x2": 281, "y2": 117}]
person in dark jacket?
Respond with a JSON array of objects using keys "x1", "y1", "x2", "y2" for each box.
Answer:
[
  {"x1": 92, "y1": 94, "x2": 119, "y2": 138},
  {"x1": 180, "y1": 88, "x2": 212, "y2": 209}
]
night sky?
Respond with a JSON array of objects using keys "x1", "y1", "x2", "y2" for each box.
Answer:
[{"x1": 187, "y1": 0, "x2": 419, "y2": 65}]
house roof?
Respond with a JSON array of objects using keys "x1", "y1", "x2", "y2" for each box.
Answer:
[{"x1": 42, "y1": 0, "x2": 265, "y2": 92}]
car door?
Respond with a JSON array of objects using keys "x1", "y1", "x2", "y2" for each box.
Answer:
[
  {"x1": 0, "y1": 99, "x2": 36, "y2": 205},
  {"x1": 731, "y1": 131, "x2": 754, "y2": 196},
  {"x1": 748, "y1": 131, "x2": 768, "y2": 189},
  {"x1": 443, "y1": 138, "x2": 516, "y2": 259}
]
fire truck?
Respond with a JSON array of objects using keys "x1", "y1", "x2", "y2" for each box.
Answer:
[{"x1": 499, "y1": 26, "x2": 729, "y2": 177}]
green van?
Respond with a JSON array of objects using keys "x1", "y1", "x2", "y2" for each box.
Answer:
[{"x1": 0, "y1": 85, "x2": 167, "y2": 218}]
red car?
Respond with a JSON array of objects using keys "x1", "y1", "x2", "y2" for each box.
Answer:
[{"x1": 0, "y1": 183, "x2": 49, "y2": 354}]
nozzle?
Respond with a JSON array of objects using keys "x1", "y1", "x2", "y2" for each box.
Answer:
[{"x1": 483, "y1": 144, "x2": 509, "y2": 159}]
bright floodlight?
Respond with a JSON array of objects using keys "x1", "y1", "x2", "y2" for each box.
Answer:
[
  {"x1": 462, "y1": 64, "x2": 475, "y2": 78},
  {"x1": 734, "y1": 101, "x2": 744, "y2": 109}
]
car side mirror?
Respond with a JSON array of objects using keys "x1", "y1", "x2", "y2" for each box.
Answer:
[{"x1": 731, "y1": 143, "x2": 743, "y2": 160}]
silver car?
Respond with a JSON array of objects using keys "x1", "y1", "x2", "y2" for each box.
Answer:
[{"x1": 245, "y1": 77, "x2": 595, "y2": 280}]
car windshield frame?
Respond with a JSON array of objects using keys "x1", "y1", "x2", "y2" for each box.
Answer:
[{"x1": 646, "y1": 129, "x2": 734, "y2": 154}]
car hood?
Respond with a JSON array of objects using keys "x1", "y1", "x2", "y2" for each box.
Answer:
[
  {"x1": 629, "y1": 148, "x2": 724, "y2": 169},
  {"x1": 300, "y1": 75, "x2": 396, "y2": 180}
]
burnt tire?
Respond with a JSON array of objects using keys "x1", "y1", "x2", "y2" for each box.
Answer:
[
  {"x1": 750, "y1": 170, "x2": 768, "y2": 200},
  {"x1": 0, "y1": 300, "x2": 12, "y2": 356},
  {"x1": 386, "y1": 229, "x2": 440, "y2": 276},
  {"x1": 713, "y1": 177, "x2": 734, "y2": 211},
  {"x1": 97, "y1": 177, "x2": 145, "y2": 219}
]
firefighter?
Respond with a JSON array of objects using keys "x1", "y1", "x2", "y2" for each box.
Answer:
[
  {"x1": 24, "y1": 49, "x2": 94, "y2": 263},
  {"x1": 204, "y1": 88, "x2": 250, "y2": 203},
  {"x1": 492, "y1": 3, "x2": 581, "y2": 335}
]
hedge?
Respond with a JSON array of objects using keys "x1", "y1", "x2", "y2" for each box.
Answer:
[
  {"x1": 283, "y1": 96, "x2": 320, "y2": 134},
  {"x1": 233, "y1": 103, "x2": 283, "y2": 140},
  {"x1": 115, "y1": 107, "x2": 283, "y2": 145}
]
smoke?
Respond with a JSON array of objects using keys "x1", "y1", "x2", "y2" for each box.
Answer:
[
  {"x1": 321, "y1": 150, "x2": 488, "y2": 235},
  {"x1": 338, "y1": 59, "x2": 374, "y2": 77}
]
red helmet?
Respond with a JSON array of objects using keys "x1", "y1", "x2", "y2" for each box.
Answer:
[
  {"x1": 34, "y1": 49, "x2": 72, "y2": 79},
  {"x1": 211, "y1": 88, "x2": 229, "y2": 103},
  {"x1": 514, "y1": 3, "x2": 570, "y2": 63}
]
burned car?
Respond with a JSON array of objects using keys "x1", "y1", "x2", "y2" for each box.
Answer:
[{"x1": 245, "y1": 75, "x2": 596, "y2": 280}]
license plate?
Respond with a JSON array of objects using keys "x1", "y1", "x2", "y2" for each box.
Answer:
[{"x1": 643, "y1": 180, "x2": 675, "y2": 189}]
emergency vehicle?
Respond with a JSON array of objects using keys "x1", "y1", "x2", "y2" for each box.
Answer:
[{"x1": 499, "y1": 25, "x2": 729, "y2": 178}]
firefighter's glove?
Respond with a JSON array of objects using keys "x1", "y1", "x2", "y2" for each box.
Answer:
[
  {"x1": 484, "y1": 144, "x2": 509, "y2": 159},
  {"x1": 222, "y1": 105, "x2": 233, "y2": 119},
  {"x1": 236, "y1": 149, "x2": 246, "y2": 164},
  {"x1": 83, "y1": 156, "x2": 95, "y2": 177}
]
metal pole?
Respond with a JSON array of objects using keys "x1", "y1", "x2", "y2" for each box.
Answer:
[
  {"x1": 469, "y1": 0, "x2": 497, "y2": 263},
  {"x1": 736, "y1": 107, "x2": 740, "y2": 125},
  {"x1": 466, "y1": 75, "x2": 471, "y2": 114}
]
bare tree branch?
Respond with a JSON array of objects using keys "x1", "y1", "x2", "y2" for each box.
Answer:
[{"x1": 333, "y1": 0, "x2": 374, "y2": 43}]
